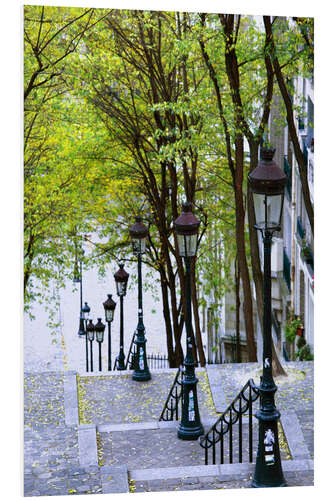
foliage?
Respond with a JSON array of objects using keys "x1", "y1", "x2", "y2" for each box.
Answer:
[
  {"x1": 284, "y1": 316, "x2": 302, "y2": 343},
  {"x1": 23, "y1": 7, "x2": 314, "y2": 363},
  {"x1": 293, "y1": 343, "x2": 314, "y2": 361}
]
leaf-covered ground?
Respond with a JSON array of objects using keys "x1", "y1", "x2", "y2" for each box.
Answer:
[{"x1": 77, "y1": 370, "x2": 219, "y2": 425}]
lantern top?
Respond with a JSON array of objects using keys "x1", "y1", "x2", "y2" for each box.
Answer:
[
  {"x1": 248, "y1": 148, "x2": 287, "y2": 195},
  {"x1": 94, "y1": 317, "x2": 105, "y2": 332},
  {"x1": 82, "y1": 302, "x2": 90, "y2": 314},
  {"x1": 114, "y1": 263, "x2": 129, "y2": 283},
  {"x1": 103, "y1": 294, "x2": 116, "y2": 311},
  {"x1": 129, "y1": 216, "x2": 148, "y2": 240},
  {"x1": 174, "y1": 202, "x2": 200, "y2": 236},
  {"x1": 86, "y1": 319, "x2": 95, "y2": 332}
]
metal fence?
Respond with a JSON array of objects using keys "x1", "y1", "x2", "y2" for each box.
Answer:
[
  {"x1": 199, "y1": 379, "x2": 260, "y2": 465},
  {"x1": 146, "y1": 353, "x2": 169, "y2": 369}
]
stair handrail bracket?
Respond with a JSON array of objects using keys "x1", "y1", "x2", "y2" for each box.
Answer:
[
  {"x1": 199, "y1": 379, "x2": 260, "y2": 465},
  {"x1": 159, "y1": 366, "x2": 184, "y2": 422},
  {"x1": 124, "y1": 330, "x2": 137, "y2": 370}
]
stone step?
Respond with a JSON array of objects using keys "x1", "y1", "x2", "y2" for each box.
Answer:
[
  {"x1": 132, "y1": 470, "x2": 314, "y2": 492},
  {"x1": 129, "y1": 458, "x2": 314, "y2": 490}
]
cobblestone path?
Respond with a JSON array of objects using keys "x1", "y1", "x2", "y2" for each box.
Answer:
[
  {"x1": 24, "y1": 372, "x2": 65, "y2": 429},
  {"x1": 24, "y1": 373, "x2": 102, "y2": 496},
  {"x1": 77, "y1": 370, "x2": 218, "y2": 425},
  {"x1": 98, "y1": 419, "x2": 290, "y2": 472},
  {"x1": 214, "y1": 361, "x2": 313, "y2": 411},
  {"x1": 24, "y1": 362, "x2": 314, "y2": 496},
  {"x1": 295, "y1": 409, "x2": 314, "y2": 458},
  {"x1": 98, "y1": 428, "x2": 205, "y2": 469}
]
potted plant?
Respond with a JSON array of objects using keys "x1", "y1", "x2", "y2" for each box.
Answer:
[
  {"x1": 300, "y1": 238, "x2": 314, "y2": 265},
  {"x1": 296, "y1": 323, "x2": 304, "y2": 337}
]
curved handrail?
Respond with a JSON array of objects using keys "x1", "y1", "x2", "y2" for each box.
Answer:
[
  {"x1": 199, "y1": 379, "x2": 260, "y2": 464},
  {"x1": 124, "y1": 330, "x2": 137, "y2": 369},
  {"x1": 159, "y1": 366, "x2": 184, "y2": 421}
]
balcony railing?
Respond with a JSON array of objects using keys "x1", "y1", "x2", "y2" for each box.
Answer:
[
  {"x1": 283, "y1": 248, "x2": 291, "y2": 291},
  {"x1": 301, "y1": 244, "x2": 314, "y2": 274},
  {"x1": 283, "y1": 156, "x2": 292, "y2": 200},
  {"x1": 302, "y1": 137, "x2": 308, "y2": 164},
  {"x1": 298, "y1": 117, "x2": 305, "y2": 130},
  {"x1": 297, "y1": 216, "x2": 305, "y2": 240}
]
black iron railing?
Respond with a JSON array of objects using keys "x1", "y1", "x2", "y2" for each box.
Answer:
[
  {"x1": 301, "y1": 245, "x2": 314, "y2": 273},
  {"x1": 199, "y1": 379, "x2": 260, "y2": 465},
  {"x1": 159, "y1": 367, "x2": 184, "y2": 421},
  {"x1": 297, "y1": 216, "x2": 305, "y2": 240},
  {"x1": 302, "y1": 137, "x2": 308, "y2": 164},
  {"x1": 283, "y1": 156, "x2": 292, "y2": 200},
  {"x1": 124, "y1": 330, "x2": 137, "y2": 370},
  {"x1": 283, "y1": 248, "x2": 291, "y2": 291},
  {"x1": 147, "y1": 353, "x2": 169, "y2": 369}
]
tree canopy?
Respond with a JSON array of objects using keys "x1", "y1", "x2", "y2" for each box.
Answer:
[{"x1": 24, "y1": 7, "x2": 314, "y2": 365}]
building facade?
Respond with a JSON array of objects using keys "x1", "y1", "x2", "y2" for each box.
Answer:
[{"x1": 268, "y1": 74, "x2": 314, "y2": 360}]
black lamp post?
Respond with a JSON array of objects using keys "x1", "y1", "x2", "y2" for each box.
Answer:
[
  {"x1": 248, "y1": 148, "x2": 287, "y2": 488},
  {"x1": 174, "y1": 202, "x2": 204, "y2": 440},
  {"x1": 74, "y1": 248, "x2": 86, "y2": 337},
  {"x1": 82, "y1": 302, "x2": 91, "y2": 372},
  {"x1": 103, "y1": 294, "x2": 116, "y2": 371},
  {"x1": 114, "y1": 263, "x2": 130, "y2": 370},
  {"x1": 86, "y1": 319, "x2": 95, "y2": 372},
  {"x1": 95, "y1": 318, "x2": 106, "y2": 372},
  {"x1": 129, "y1": 216, "x2": 151, "y2": 381}
]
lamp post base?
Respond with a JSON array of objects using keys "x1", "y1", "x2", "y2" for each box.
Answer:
[
  {"x1": 178, "y1": 422, "x2": 204, "y2": 441},
  {"x1": 132, "y1": 328, "x2": 151, "y2": 381},
  {"x1": 252, "y1": 479, "x2": 287, "y2": 488},
  {"x1": 116, "y1": 349, "x2": 126, "y2": 370},
  {"x1": 252, "y1": 411, "x2": 286, "y2": 488},
  {"x1": 178, "y1": 375, "x2": 203, "y2": 441},
  {"x1": 132, "y1": 370, "x2": 151, "y2": 381}
]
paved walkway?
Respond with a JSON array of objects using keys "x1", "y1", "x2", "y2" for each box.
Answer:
[
  {"x1": 24, "y1": 373, "x2": 101, "y2": 496},
  {"x1": 24, "y1": 362, "x2": 314, "y2": 496},
  {"x1": 77, "y1": 369, "x2": 218, "y2": 425}
]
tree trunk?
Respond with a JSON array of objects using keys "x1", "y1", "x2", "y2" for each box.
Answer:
[
  {"x1": 191, "y1": 258, "x2": 206, "y2": 367},
  {"x1": 235, "y1": 257, "x2": 241, "y2": 363},
  {"x1": 234, "y1": 136, "x2": 257, "y2": 362},
  {"x1": 159, "y1": 267, "x2": 177, "y2": 367}
]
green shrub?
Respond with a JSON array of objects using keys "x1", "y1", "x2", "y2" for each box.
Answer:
[
  {"x1": 284, "y1": 317, "x2": 302, "y2": 343},
  {"x1": 294, "y1": 343, "x2": 314, "y2": 361},
  {"x1": 296, "y1": 336, "x2": 306, "y2": 349}
]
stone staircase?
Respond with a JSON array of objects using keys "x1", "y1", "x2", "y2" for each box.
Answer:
[{"x1": 24, "y1": 363, "x2": 314, "y2": 495}]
